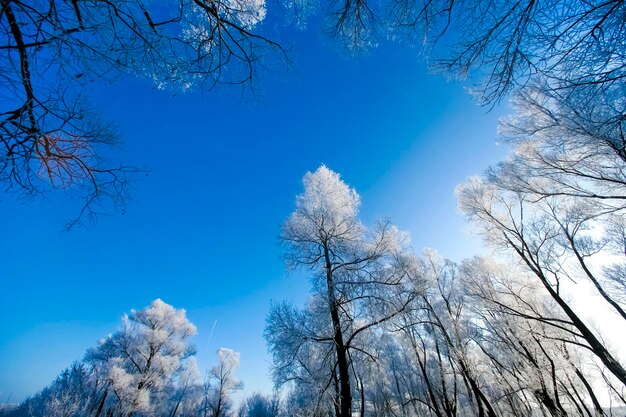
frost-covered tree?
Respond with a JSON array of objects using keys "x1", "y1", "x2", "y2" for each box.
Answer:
[
  {"x1": 389, "y1": 250, "x2": 501, "y2": 417},
  {"x1": 266, "y1": 166, "x2": 626, "y2": 416},
  {"x1": 199, "y1": 348, "x2": 244, "y2": 417},
  {"x1": 265, "y1": 297, "x2": 340, "y2": 416},
  {"x1": 1, "y1": 0, "x2": 280, "y2": 222},
  {"x1": 478, "y1": 85, "x2": 626, "y2": 323},
  {"x1": 269, "y1": 165, "x2": 414, "y2": 417},
  {"x1": 3, "y1": 299, "x2": 245, "y2": 417},
  {"x1": 278, "y1": 0, "x2": 626, "y2": 105},
  {"x1": 443, "y1": 0, "x2": 626, "y2": 398},
  {"x1": 459, "y1": 256, "x2": 613, "y2": 417},
  {"x1": 4, "y1": 362, "x2": 93, "y2": 417},
  {"x1": 457, "y1": 153, "x2": 626, "y2": 388},
  {"x1": 84, "y1": 299, "x2": 198, "y2": 417},
  {"x1": 237, "y1": 392, "x2": 280, "y2": 417}
]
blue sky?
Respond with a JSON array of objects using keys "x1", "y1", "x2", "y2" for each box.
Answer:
[{"x1": 0, "y1": 20, "x2": 508, "y2": 403}]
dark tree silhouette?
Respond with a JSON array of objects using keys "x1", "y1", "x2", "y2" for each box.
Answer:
[{"x1": 0, "y1": 0, "x2": 282, "y2": 224}]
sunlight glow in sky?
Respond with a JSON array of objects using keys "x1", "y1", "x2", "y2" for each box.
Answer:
[{"x1": 0, "y1": 26, "x2": 509, "y2": 403}]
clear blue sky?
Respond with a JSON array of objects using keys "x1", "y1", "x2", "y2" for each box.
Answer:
[{"x1": 0, "y1": 19, "x2": 508, "y2": 403}]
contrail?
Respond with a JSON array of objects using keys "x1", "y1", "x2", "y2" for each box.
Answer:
[{"x1": 208, "y1": 319, "x2": 217, "y2": 349}]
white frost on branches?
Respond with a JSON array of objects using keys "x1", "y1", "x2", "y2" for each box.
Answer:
[{"x1": 284, "y1": 165, "x2": 363, "y2": 248}]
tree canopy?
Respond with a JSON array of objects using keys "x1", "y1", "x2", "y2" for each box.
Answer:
[{"x1": 4, "y1": 0, "x2": 626, "y2": 223}]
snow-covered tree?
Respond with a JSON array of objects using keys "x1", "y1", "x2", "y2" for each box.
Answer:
[
  {"x1": 459, "y1": 256, "x2": 612, "y2": 417},
  {"x1": 237, "y1": 392, "x2": 281, "y2": 417},
  {"x1": 5, "y1": 362, "x2": 93, "y2": 417},
  {"x1": 199, "y1": 348, "x2": 244, "y2": 417},
  {"x1": 3, "y1": 300, "x2": 246, "y2": 417},
  {"x1": 269, "y1": 165, "x2": 415, "y2": 417},
  {"x1": 457, "y1": 161, "x2": 626, "y2": 388},
  {"x1": 84, "y1": 299, "x2": 198, "y2": 417}
]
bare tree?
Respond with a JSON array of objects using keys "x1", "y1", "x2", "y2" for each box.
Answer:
[
  {"x1": 280, "y1": 0, "x2": 626, "y2": 105},
  {"x1": 0, "y1": 0, "x2": 283, "y2": 223}
]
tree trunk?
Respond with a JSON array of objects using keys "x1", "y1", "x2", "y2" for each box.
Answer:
[
  {"x1": 94, "y1": 389, "x2": 108, "y2": 417},
  {"x1": 508, "y1": 236, "x2": 626, "y2": 387},
  {"x1": 324, "y1": 244, "x2": 352, "y2": 417}
]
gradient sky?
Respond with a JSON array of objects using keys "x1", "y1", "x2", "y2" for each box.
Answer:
[{"x1": 0, "y1": 17, "x2": 510, "y2": 404}]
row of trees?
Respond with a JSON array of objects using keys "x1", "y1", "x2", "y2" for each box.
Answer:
[
  {"x1": 263, "y1": 1, "x2": 626, "y2": 414},
  {"x1": 4, "y1": 164, "x2": 626, "y2": 417},
  {"x1": 1, "y1": 299, "x2": 248, "y2": 417},
  {"x1": 266, "y1": 166, "x2": 626, "y2": 417}
]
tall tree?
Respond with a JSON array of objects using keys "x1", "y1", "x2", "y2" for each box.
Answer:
[
  {"x1": 457, "y1": 170, "x2": 626, "y2": 387},
  {"x1": 460, "y1": 256, "x2": 610, "y2": 417},
  {"x1": 200, "y1": 348, "x2": 244, "y2": 417},
  {"x1": 271, "y1": 165, "x2": 413, "y2": 417}
]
